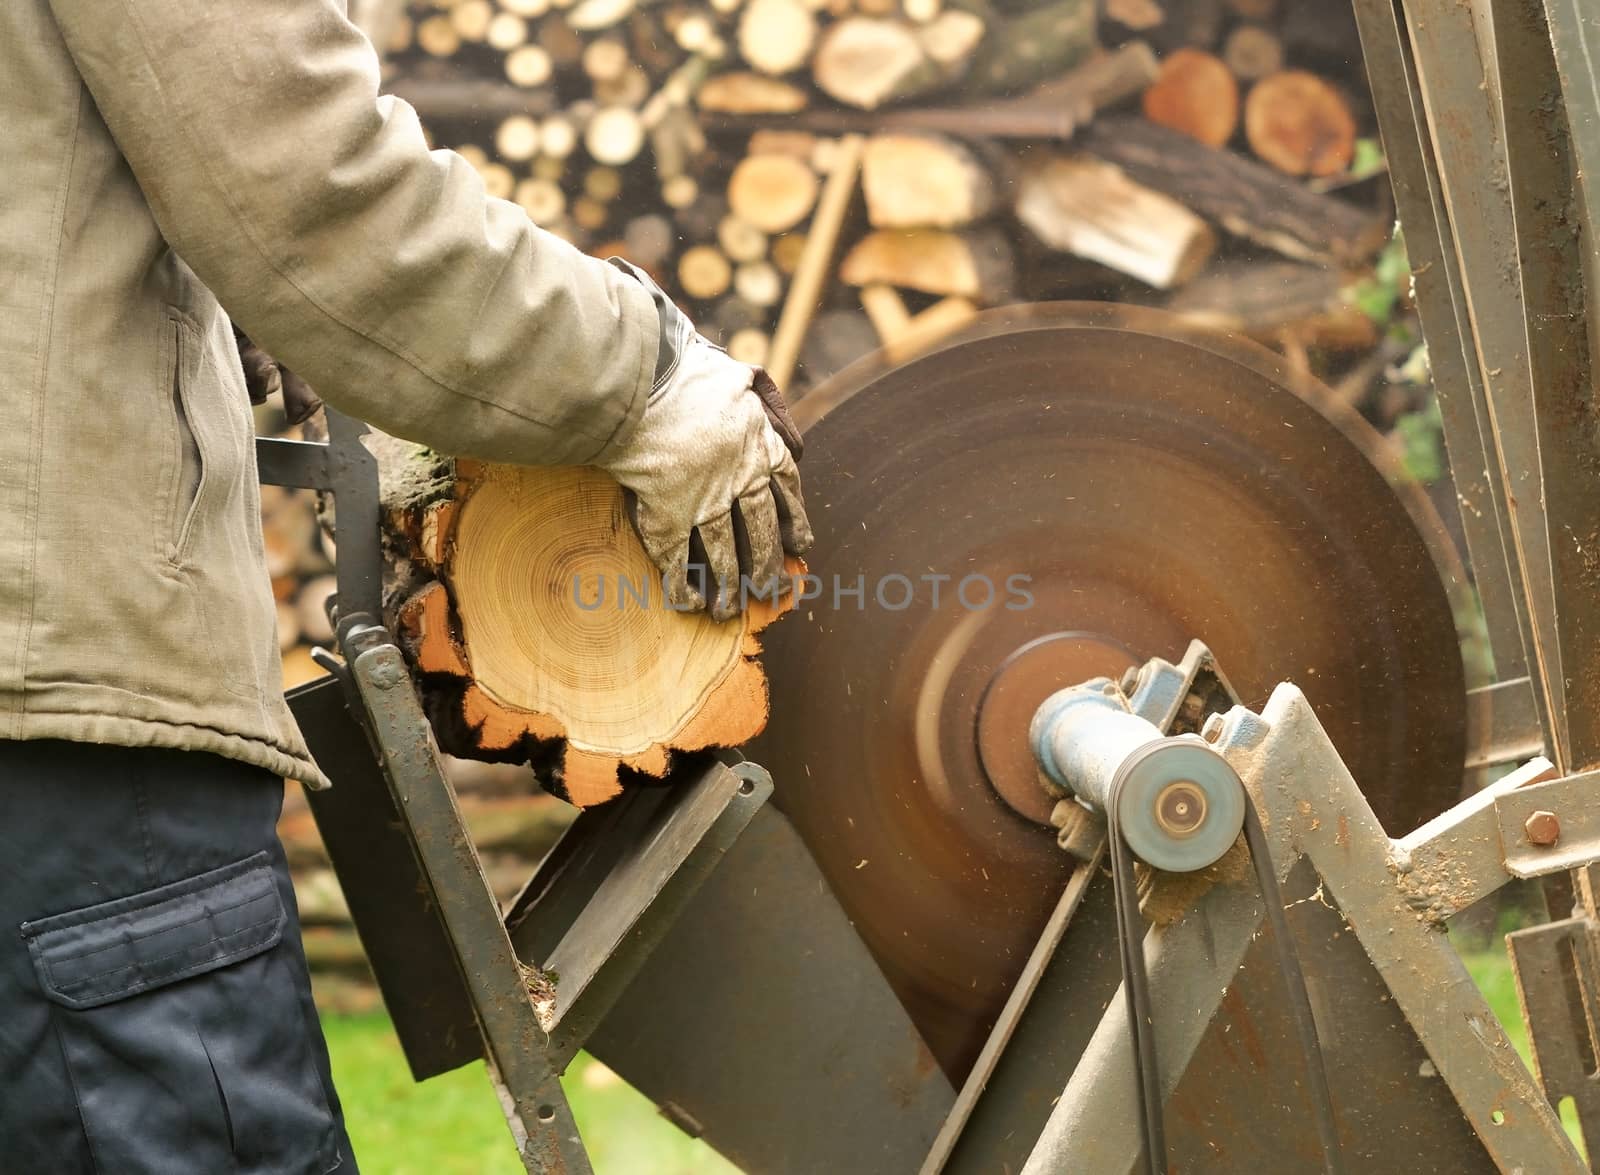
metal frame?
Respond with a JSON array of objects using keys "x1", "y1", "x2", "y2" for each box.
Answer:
[
  {"x1": 1022, "y1": 683, "x2": 1586, "y2": 1173},
  {"x1": 258, "y1": 415, "x2": 782, "y2": 1172}
]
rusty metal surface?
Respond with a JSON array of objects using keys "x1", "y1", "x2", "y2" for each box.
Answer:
[
  {"x1": 1496, "y1": 769, "x2": 1600, "y2": 879},
  {"x1": 1352, "y1": 0, "x2": 1534, "y2": 687},
  {"x1": 756, "y1": 303, "x2": 1469, "y2": 1079},
  {"x1": 1494, "y1": 0, "x2": 1600, "y2": 774},
  {"x1": 1509, "y1": 914, "x2": 1600, "y2": 1159}
]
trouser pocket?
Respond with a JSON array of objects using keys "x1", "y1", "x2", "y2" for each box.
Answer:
[{"x1": 21, "y1": 851, "x2": 339, "y2": 1175}]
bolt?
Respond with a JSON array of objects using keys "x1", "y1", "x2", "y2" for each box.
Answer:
[{"x1": 1524, "y1": 810, "x2": 1561, "y2": 848}]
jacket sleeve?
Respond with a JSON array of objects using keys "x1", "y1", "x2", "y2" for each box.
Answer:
[{"x1": 48, "y1": 0, "x2": 657, "y2": 465}]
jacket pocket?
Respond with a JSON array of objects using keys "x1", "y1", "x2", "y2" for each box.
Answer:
[
  {"x1": 163, "y1": 313, "x2": 206, "y2": 564},
  {"x1": 22, "y1": 853, "x2": 339, "y2": 1174}
]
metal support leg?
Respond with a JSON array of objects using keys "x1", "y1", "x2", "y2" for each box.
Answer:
[{"x1": 340, "y1": 622, "x2": 591, "y2": 1174}]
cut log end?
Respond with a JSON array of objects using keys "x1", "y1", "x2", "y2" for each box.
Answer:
[
  {"x1": 1142, "y1": 48, "x2": 1239, "y2": 147},
  {"x1": 1244, "y1": 70, "x2": 1357, "y2": 178},
  {"x1": 392, "y1": 464, "x2": 797, "y2": 808}
]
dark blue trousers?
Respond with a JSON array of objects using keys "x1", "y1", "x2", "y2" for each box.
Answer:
[{"x1": 0, "y1": 739, "x2": 358, "y2": 1173}]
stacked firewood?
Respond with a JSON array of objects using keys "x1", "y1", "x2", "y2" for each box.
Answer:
[{"x1": 368, "y1": 0, "x2": 1394, "y2": 395}]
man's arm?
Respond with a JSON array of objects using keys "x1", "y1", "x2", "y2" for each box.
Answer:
[{"x1": 49, "y1": 0, "x2": 656, "y2": 465}]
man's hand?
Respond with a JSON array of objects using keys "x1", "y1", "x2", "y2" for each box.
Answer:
[
  {"x1": 600, "y1": 261, "x2": 813, "y2": 621},
  {"x1": 234, "y1": 326, "x2": 324, "y2": 425}
]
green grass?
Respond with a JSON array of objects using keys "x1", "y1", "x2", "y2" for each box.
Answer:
[
  {"x1": 322, "y1": 1012, "x2": 735, "y2": 1174},
  {"x1": 1458, "y1": 943, "x2": 1587, "y2": 1156},
  {"x1": 322, "y1": 948, "x2": 1580, "y2": 1169}
]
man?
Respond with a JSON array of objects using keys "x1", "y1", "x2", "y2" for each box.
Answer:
[{"x1": 0, "y1": 0, "x2": 811, "y2": 1170}]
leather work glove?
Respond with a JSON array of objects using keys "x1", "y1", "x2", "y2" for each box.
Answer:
[
  {"x1": 600, "y1": 259, "x2": 813, "y2": 621},
  {"x1": 234, "y1": 326, "x2": 324, "y2": 425}
]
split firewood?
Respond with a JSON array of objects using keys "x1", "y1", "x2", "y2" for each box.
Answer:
[
  {"x1": 862, "y1": 133, "x2": 995, "y2": 229},
  {"x1": 739, "y1": 0, "x2": 818, "y2": 75},
  {"x1": 502, "y1": 0, "x2": 554, "y2": 14},
  {"x1": 840, "y1": 227, "x2": 1015, "y2": 303},
  {"x1": 673, "y1": 11, "x2": 721, "y2": 54},
  {"x1": 1141, "y1": 48, "x2": 1237, "y2": 147},
  {"x1": 1222, "y1": 25, "x2": 1284, "y2": 84},
  {"x1": 728, "y1": 153, "x2": 820, "y2": 232},
  {"x1": 1080, "y1": 116, "x2": 1383, "y2": 264},
  {"x1": 383, "y1": 453, "x2": 797, "y2": 807},
  {"x1": 746, "y1": 129, "x2": 820, "y2": 161},
  {"x1": 679, "y1": 244, "x2": 735, "y2": 299},
  {"x1": 1244, "y1": 70, "x2": 1357, "y2": 178},
  {"x1": 903, "y1": 0, "x2": 943, "y2": 22},
  {"x1": 697, "y1": 71, "x2": 810, "y2": 114},
  {"x1": 1016, "y1": 156, "x2": 1215, "y2": 290},
  {"x1": 861, "y1": 285, "x2": 978, "y2": 361},
  {"x1": 389, "y1": 77, "x2": 554, "y2": 121},
  {"x1": 812, "y1": 16, "x2": 966, "y2": 110}
]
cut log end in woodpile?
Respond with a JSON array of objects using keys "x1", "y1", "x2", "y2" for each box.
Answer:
[{"x1": 387, "y1": 459, "x2": 798, "y2": 808}]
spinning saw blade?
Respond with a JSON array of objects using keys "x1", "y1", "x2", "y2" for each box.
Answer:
[{"x1": 752, "y1": 303, "x2": 1469, "y2": 1081}]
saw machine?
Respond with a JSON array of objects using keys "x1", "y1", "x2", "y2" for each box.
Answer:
[{"x1": 258, "y1": 0, "x2": 1600, "y2": 1170}]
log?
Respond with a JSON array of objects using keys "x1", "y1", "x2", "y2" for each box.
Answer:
[
  {"x1": 487, "y1": 11, "x2": 529, "y2": 49},
  {"x1": 771, "y1": 231, "x2": 809, "y2": 274},
  {"x1": 1141, "y1": 48, "x2": 1237, "y2": 147},
  {"x1": 1079, "y1": 115, "x2": 1383, "y2": 263},
  {"x1": 515, "y1": 177, "x2": 567, "y2": 225},
  {"x1": 839, "y1": 227, "x2": 1015, "y2": 303},
  {"x1": 388, "y1": 77, "x2": 554, "y2": 121},
  {"x1": 960, "y1": 0, "x2": 1097, "y2": 97},
  {"x1": 1222, "y1": 25, "x2": 1284, "y2": 84},
  {"x1": 797, "y1": 308, "x2": 879, "y2": 387},
  {"x1": 727, "y1": 328, "x2": 772, "y2": 366},
  {"x1": 862, "y1": 133, "x2": 995, "y2": 229},
  {"x1": 718, "y1": 214, "x2": 770, "y2": 263},
  {"x1": 1244, "y1": 70, "x2": 1357, "y2": 178},
  {"x1": 734, "y1": 260, "x2": 784, "y2": 307},
  {"x1": 385, "y1": 458, "x2": 798, "y2": 807},
  {"x1": 739, "y1": 0, "x2": 818, "y2": 75},
  {"x1": 505, "y1": 44, "x2": 555, "y2": 86},
  {"x1": 1165, "y1": 259, "x2": 1377, "y2": 352},
  {"x1": 495, "y1": 114, "x2": 542, "y2": 162},
  {"x1": 584, "y1": 106, "x2": 646, "y2": 164},
  {"x1": 728, "y1": 153, "x2": 820, "y2": 232},
  {"x1": 622, "y1": 213, "x2": 675, "y2": 271},
  {"x1": 582, "y1": 35, "x2": 631, "y2": 82},
  {"x1": 416, "y1": 15, "x2": 462, "y2": 56},
  {"x1": 697, "y1": 72, "x2": 810, "y2": 114},
  {"x1": 862, "y1": 286, "x2": 979, "y2": 361},
  {"x1": 679, "y1": 244, "x2": 735, "y2": 299},
  {"x1": 812, "y1": 17, "x2": 963, "y2": 110},
  {"x1": 568, "y1": 0, "x2": 635, "y2": 31},
  {"x1": 450, "y1": 0, "x2": 494, "y2": 42},
  {"x1": 1104, "y1": 0, "x2": 1163, "y2": 33},
  {"x1": 1016, "y1": 156, "x2": 1215, "y2": 289}
]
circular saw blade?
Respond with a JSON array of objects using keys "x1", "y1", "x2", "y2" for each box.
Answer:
[{"x1": 753, "y1": 303, "x2": 1468, "y2": 1081}]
